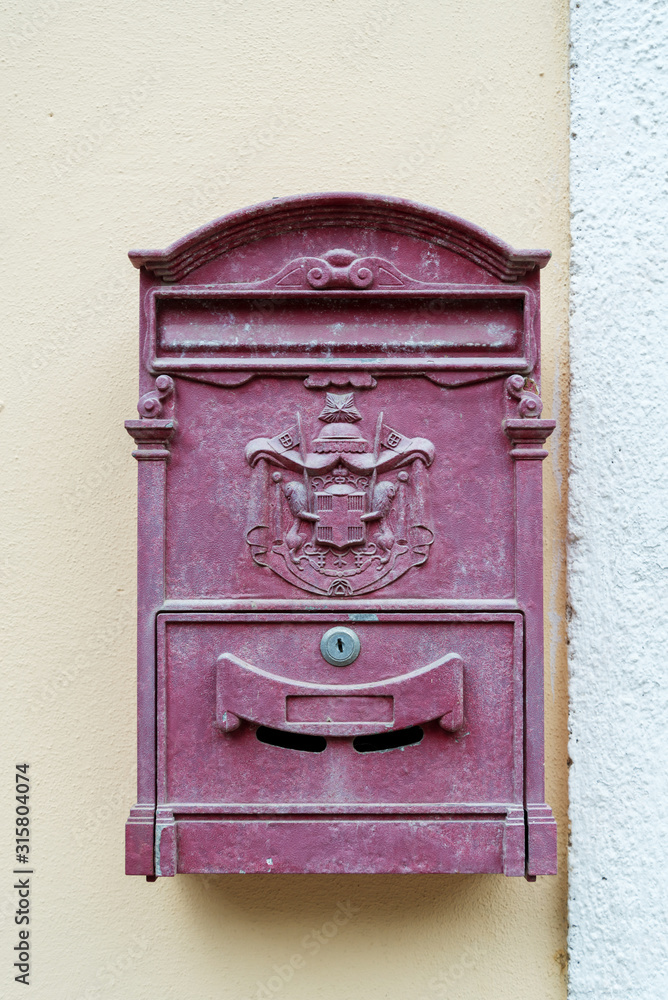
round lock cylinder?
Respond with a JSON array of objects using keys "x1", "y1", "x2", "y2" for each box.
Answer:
[{"x1": 320, "y1": 626, "x2": 361, "y2": 666}]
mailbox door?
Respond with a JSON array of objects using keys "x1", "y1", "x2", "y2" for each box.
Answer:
[{"x1": 155, "y1": 613, "x2": 525, "y2": 875}]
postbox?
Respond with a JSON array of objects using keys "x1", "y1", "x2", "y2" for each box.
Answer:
[{"x1": 124, "y1": 193, "x2": 557, "y2": 879}]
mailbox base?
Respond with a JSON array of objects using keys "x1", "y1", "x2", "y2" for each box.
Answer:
[
  {"x1": 526, "y1": 804, "x2": 558, "y2": 876},
  {"x1": 139, "y1": 807, "x2": 558, "y2": 877},
  {"x1": 125, "y1": 805, "x2": 155, "y2": 876}
]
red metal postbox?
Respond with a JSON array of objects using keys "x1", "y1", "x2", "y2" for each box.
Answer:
[{"x1": 124, "y1": 193, "x2": 557, "y2": 879}]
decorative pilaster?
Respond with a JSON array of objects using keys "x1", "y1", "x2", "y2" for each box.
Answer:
[
  {"x1": 124, "y1": 377, "x2": 176, "y2": 876},
  {"x1": 503, "y1": 376, "x2": 558, "y2": 877}
]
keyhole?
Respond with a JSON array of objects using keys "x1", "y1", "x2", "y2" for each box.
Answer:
[{"x1": 320, "y1": 627, "x2": 361, "y2": 666}]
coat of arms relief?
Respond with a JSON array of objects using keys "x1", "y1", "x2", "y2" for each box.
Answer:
[{"x1": 245, "y1": 392, "x2": 435, "y2": 596}]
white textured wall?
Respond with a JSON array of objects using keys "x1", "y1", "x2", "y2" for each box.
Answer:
[{"x1": 568, "y1": 2, "x2": 668, "y2": 997}]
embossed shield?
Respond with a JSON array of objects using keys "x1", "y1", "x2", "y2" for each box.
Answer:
[{"x1": 314, "y1": 490, "x2": 366, "y2": 548}]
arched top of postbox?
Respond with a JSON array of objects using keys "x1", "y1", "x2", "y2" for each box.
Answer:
[{"x1": 128, "y1": 192, "x2": 550, "y2": 284}]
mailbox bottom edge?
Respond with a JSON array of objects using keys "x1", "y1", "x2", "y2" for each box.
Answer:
[{"x1": 169, "y1": 816, "x2": 519, "y2": 876}]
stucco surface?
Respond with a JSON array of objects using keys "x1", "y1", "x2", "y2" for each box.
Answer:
[
  {"x1": 568, "y1": 2, "x2": 668, "y2": 997},
  {"x1": 1, "y1": 2, "x2": 569, "y2": 997}
]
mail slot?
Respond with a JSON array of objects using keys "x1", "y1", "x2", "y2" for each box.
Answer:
[{"x1": 124, "y1": 193, "x2": 557, "y2": 879}]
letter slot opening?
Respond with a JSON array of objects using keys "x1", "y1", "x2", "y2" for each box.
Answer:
[
  {"x1": 256, "y1": 726, "x2": 327, "y2": 753},
  {"x1": 353, "y1": 726, "x2": 424, "y2": 754}
]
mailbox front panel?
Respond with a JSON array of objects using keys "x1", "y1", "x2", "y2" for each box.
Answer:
[
  {"x1": 163, "y1": 377, "x2": 516, "y2": 602},
  {"x1": 125, "y1": 193, "x2": 557, "y2": 879}
]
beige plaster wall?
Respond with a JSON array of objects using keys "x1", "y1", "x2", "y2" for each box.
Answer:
[{"x1": 1, "y1": 1, "x2": 570, "y2": 997}]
